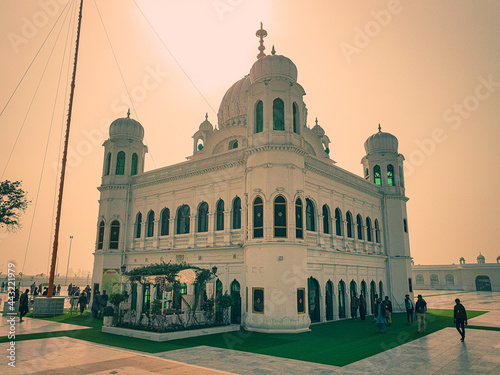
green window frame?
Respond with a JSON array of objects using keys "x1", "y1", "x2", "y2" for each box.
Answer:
[
  {"x1": 255, "y1": 101, "x2": 263, "y2": 133},
  {"x1": 273, "y1": 98, "x2": 284, "y2": 130},
  {"x1": 97, "y1": 221, "x2": 104, "y2": 249},
  {"x1": 131, "y1": 153, "x2": 138, "y2": 176},
  {"x1": 253, "y1": 197, "x2": 263, "y2": 238},
  {"x1": 273, "y1": 195, "x2": 287, "y2": 238},
  {"x1": 295, "y1": 198, "x2": 303, "y2": 239},
  {"x1": 116, "y1": 151, "x2": 125, "y2": 175},
  {"x1": 373, "y1": 165, "x2": 381, "y2": 185},
  {"x1": 109, "y1": 220, "x2": 120, "y2": 249}
]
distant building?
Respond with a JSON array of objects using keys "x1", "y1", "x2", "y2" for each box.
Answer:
[{"x1": 412, "y1": 254, "x2": 500, "y2": 292}]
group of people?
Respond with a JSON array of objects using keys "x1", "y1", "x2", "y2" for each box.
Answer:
[
  {"x1": 350, "y1": 293, "x2": 393, "y2": 327},
  {"x1": 91, "y1": 290, "x2": 109, "y2": 318}
]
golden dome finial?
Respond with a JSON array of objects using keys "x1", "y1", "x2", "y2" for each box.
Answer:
[
  {"x1": 256, "y1": 22, "x2": 267, "y2": 60},
  {"x1": 127, "y1": 108, "x2": 131, "y2": 118},
  {"x1": 378, "y1": 123, "x2": 381, "y2": 132}
]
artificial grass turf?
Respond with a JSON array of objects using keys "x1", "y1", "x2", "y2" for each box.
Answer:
[{"x1": 1, "y1": 309, "x2": 488, "y2": 367}]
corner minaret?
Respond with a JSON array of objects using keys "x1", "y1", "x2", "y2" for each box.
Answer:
[{"x1": 361, "y1": 125, "x2": 412, "y2": 308}]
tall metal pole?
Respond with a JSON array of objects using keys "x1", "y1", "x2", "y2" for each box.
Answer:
[
  {"x1": 64, "y1": 235, "x2": 74, "y2": 286},
  {"x1": 47, "y1": 0, "x2": 84, "y2": 298}
]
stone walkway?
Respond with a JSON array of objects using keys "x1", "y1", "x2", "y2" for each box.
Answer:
[{"x1": 0, "y1": 291, "x2": 499, "y2": 374}]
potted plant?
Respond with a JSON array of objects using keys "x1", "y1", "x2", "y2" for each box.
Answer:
[{"x1": 102, "y1": 306, "x2": 115, "y2": 327}]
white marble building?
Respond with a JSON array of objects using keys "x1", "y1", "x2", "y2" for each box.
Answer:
[{"x1": 91, "y1": 26, "x2": 413, "y2": 333}]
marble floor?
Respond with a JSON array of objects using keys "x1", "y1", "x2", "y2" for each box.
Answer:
[
  {"x1": 0, "y1": 291, "x2": 499, "y2": 374},
  {"x1": 0, "y1": 315, "x2": 91, "y2": 335}
]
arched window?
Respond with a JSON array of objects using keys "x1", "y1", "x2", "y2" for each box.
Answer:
[
  {"x1": 253, "y1": 196, "x2": 263, "y2": 238},
  {"x1": 146, "y1": 211, "x2": 155, "y2": 237},
  {"x1": 338, "y1": 280, "x2": 346, "y2": 319},
  {"x1": 374, "y1": 219, "x2": 380, "y2": 243},
  {"x1": 430, "y1": 274, "x2": 439, "y2": 286},
  {"x1": 160, "y1": 208, "x2": 169, "y2": 236},
  {"x1": 387, "y1": 164, "x2": 395, "y2": 186},
  {"x1": 295, "y1": 198, "x2": 303, "y2": 239},
  {"x1": 370, "y1": 281, "x2": 377, "y2": 314},
  {"x1": 273, "y1": 98, "x2": 284, "y2": 130},
  {"x1": 379, "y1": 281, "x2": 384, "y2": 299},
  {"x1": 216, "y1": 200, "x2": 224, "y2": 231},
  {"x1": 306, "y1": 199, "x2": 316, "y2": 231},
  {"x1": 308, "y1": 277, "x2": 320, "y2": 323},
  {"x1": 116, "y1": 151, "x2": 125, "y2": 175},
  {"x1": 135, "y1": 212, "x2": 142, "y2": 238},
  {"x1": 356, "y1": 214, "x2": 363, "y2": 240},
  {"x1": 229, "y1": 140, "x2": 238, "y2": 149},
  {"x1": 373, "y1": 165, "x2": 381, "y2": 185},
  {"x1": 366, "y1": 217, "x2": 372, "y2": 242},
  {"x1": 104, "y1": 153, "x2": 111, "y2": 176},
  {"x1": 109, "y1": 220, "x2": 120, "y2": 249},
  {"x1": 350, "y1": 280, "x2": 357, "y2": 301},
  {"x1": 403, "y1": 219, "x2": 408, "y2": 233},
  {"x1": 293, "y1": 102, "x2": 299, "y2": 133},
  {"x1": 274, "y1": 195, "x2": 287, "y2": 238},
  {"x1": 346, "y1": 211, "x2": 353, "y2": 238},
  {"x1": 360, "y1": 280, "x2": 367, "y2": 299},
  {"x1": 232, "y1": 197, "x2": 241, "y2": 229},
  {"x1": 97, "y1": 220, "x2": 105, "y2": 249},
  {"x1": 177, "y1": 205, "x2": 190, "y2": 234},
  {"x1": 197, "y1": 202, "x2": 209, "y2": 233},
  {"x1": 335, "y1": 208, "x2": 342, "y2": 236},
  {"x1": 416, "y1": 274, "x2": 424, "y2": 285},
  {"x1": 322, "y1": 205, "x2": 330, "y2": 234},
  {"x1": 131, "y1": 153, "x2": 138, "y2": 176},
  {"x1": 445, "y1": 274, "x2": 454, "y2": 285},
  {"x1": 325, "y1": 280, "x2": 334, "y2": 321},
  {"x1": 255, "y1": 100, "x2": 263, "y2": 133},
  {"x1": 399, "y1": 166, "x2": 405, "y2": 187}
]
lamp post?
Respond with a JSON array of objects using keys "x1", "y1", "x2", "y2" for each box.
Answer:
[
  {"x1": 120, "y1": 264, "x2": 126, "y2": 294},
  {"x1": 212, "y1": 265, "x2": 218, "y2": 322},
  {"x1": 64, "y1": 235, "x2": 74, "y2": 286}
]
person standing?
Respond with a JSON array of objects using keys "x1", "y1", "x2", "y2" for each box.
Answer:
[
  {"x1": 100, "y1": 290, "x2": 108, "y2": 318},
  {"x1": 78, "y1": 292, "x2": 87, "y2": 315},
  {"x1": 351, "y1": 292, "x2": 359, "y2": 319},
  {"x1": 375, "y1": 298, "x2": 387, "y2": 333},
  {"x1": 57, "y1": 284, "x2": 61, "y2": 296},
  {"x1": 415, "y1": 294, "x2": 427, "y2": 333},
  {"x1": 383, "y1": 296, "x2": 393, "y2": 326},
  {"x1": 33, "y1": 287, "x2": 39, "y2": 298},
  {"x1": 454, "y1": 298, "x2": 467, "y2": 342},
  {"x1": 92, "y1": 291, "x2": 101, "y2": 318},
  {"x1": 19, "y1": 289, "x2": 29, "y2": 322},
  {"x1": 404, "y1": 294, "x2": 414, "y2": 323},
  {"x1": 359, "y1": 294, "x2": 367, "y2": 321}
]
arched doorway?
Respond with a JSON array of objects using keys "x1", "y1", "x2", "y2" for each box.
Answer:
[
  {"x1": 370, "y1": 281, "x2": 376, "y2": 314},
  {"x1": 476, "y1": 275, "x2": 492, "y2": 291},
  {"x1": 215, "y1": 279, "x2": 223, "y2": 323},
  {"x1": 360, "y1": 280, "x2": 367, "y2": 299},
  {"x1": 338, "y1": 280, "x2": 346, "y2": 318},
  {"x1": 230, "y1": 280, "x2": 241, "y2": 324},
  {"x1": 325, "y1": 280, "x2": 334, "y2": 321},
  {"x1": 308, "y1": 277, "x2": 320, "y2": 323}
]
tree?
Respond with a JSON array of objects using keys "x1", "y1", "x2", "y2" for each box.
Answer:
[{"x1": 0, "y1": 180, "x2": 30, "y2": 231}]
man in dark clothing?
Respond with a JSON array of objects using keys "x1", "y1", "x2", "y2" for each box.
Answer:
[
  {"x1": 92, "y1": 291, "x2": 101, "y2": 318},
  {"x1": 19, "y1": 289, "x2": 29, "y2": 322},
  {"x1": 78, "y1": 292, "x2": 87, "y2": 315},
  {"x1": 100, "y1": 290, "x2": 108, "y2": 318},
  {"x1": 415, "y1": 294, "x2": 427, "y2": 333},
  {"x1": 454, "y1": 298, "x2": 467, "y2": 341},
  {"x1": 351, "y1": 293, "x2": 359, "y2": 319},
  {"x1": 359, "y1": 295, "x2": 367, "y2": 321},
  {"x1": 383, "y1": 296, "x2": 393, "y2": 326}
]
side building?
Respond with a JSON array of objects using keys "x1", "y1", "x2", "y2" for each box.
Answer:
[
  {"x1": 91, "y1": 26, "x2": 413, "y2": 333},
  {"x1": 412, "y1": 254, "x2": 500, "y2": 292}
]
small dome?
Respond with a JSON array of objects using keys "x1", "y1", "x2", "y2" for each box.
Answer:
[
  {"x1": 217, "y1": 75, "x2": 251, "y2": 128},
  {"x1": 199, "y1": 113, "x2": 213, "y2": 132},
  {"x1": 311, "y1": 118, "x2": 325, "y2": 137},
  {"x1": 249, "y1": 54, "x2": 298, "y2": 84},
  {"x1": 364, "y1": 125, "x2": 398, "y2": 155},
  {"x1": 109, "y1": 111, "x2": 144, "y2": 141},
  {"x1": 477, "y1": 253, "x2": 485, "y2": 261},
  {"x1": 459, "y1": 257, "x2": 465, "y2": 261}
]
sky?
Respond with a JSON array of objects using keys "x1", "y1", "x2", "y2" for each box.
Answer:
[{"x1": 1, "y1": 0, "x2": 499, "y2": 277}]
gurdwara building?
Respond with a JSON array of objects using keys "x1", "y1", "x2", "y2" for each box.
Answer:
[{"x1": 91, "y1": 26, "x2": 413, "y2": 333}]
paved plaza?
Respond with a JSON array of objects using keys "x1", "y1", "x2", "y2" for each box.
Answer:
[{"x1": 0, "y1": 291, "x2": 499, "y2": 374}]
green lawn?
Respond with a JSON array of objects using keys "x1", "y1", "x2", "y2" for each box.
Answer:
[{"x1": 1, "y1": 309, "x2": 488, "y2": 366}]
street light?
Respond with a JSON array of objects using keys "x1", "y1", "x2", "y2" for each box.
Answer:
[
  {"x1": 120, "y1": 264, "x2": 126, "y2": 294},
  {"x1": 212, "y1": 265, "x2": 218, "y2": 275},
  {"x1": 64, "y1": 235, "x2": 74, "y2": 286}
]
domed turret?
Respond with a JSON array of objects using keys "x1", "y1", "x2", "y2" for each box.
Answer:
[
  {"x1": 249, "y1": 53, "x2": 298, "y2": 84},
  {"x1": 109, "y1": 110, "x2": 144, "y2": 141},
  {"x1": 311, "y1": 118, "x2": 325, "y2": 137},
  {"x1": 199, "y1": 113, "x2": 213, "y2": 132},
  {"x1": 364, "y1": 124, "x2": 398, "y2": 155},
  {"x1": 217, "y1": 75, "x2": 251, "y2": 128},
  {"x1": 477, "y1": 253, "x2": 485, "y2": 264}
]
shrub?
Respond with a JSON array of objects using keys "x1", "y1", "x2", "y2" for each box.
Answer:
[
  {"x1": 103, "y1": 306, "x2": 115, "y2": 317},
  {"x1": 109, "y1": 293, "x2": 126, "y2": 307}
]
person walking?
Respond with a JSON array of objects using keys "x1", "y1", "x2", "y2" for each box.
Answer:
[
  {"x1": 359, "y1": 294, "x2": 367, "y2": 321},
  {"x1": 57, "y1": 284, "x2": 61, "y2": 296},
  {"x1": 375, "y1": 298, "x2": 387, "y2": 333},
  {"x1": 19, "y1": 289, "x2": 29, "y2": 322},
  {"x1": 404, "y1": 294, "x2": 414, "y2": 323},
  {"x1": 351, "y1": 292, "x2": 359, "y2": 319},
  {"x1": 33, "y1": 287, "x2": 39, "y2": 298},
  {"x1": 454, "y1": 298, "x2": 467, "y2": 342},
  {"x1": 383, "y1": 296, "x2": 393, "y2": 326},
  {"x1": 415, "y1": 294, "x2": 427, "y2": 333},
  {"x1": 78, "y1": 292, "x2": 87, "y2": 315}
]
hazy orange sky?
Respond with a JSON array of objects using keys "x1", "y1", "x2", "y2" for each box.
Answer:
[{"x1": 1, "y1": 0, "x2": 499, "y2": 276}]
